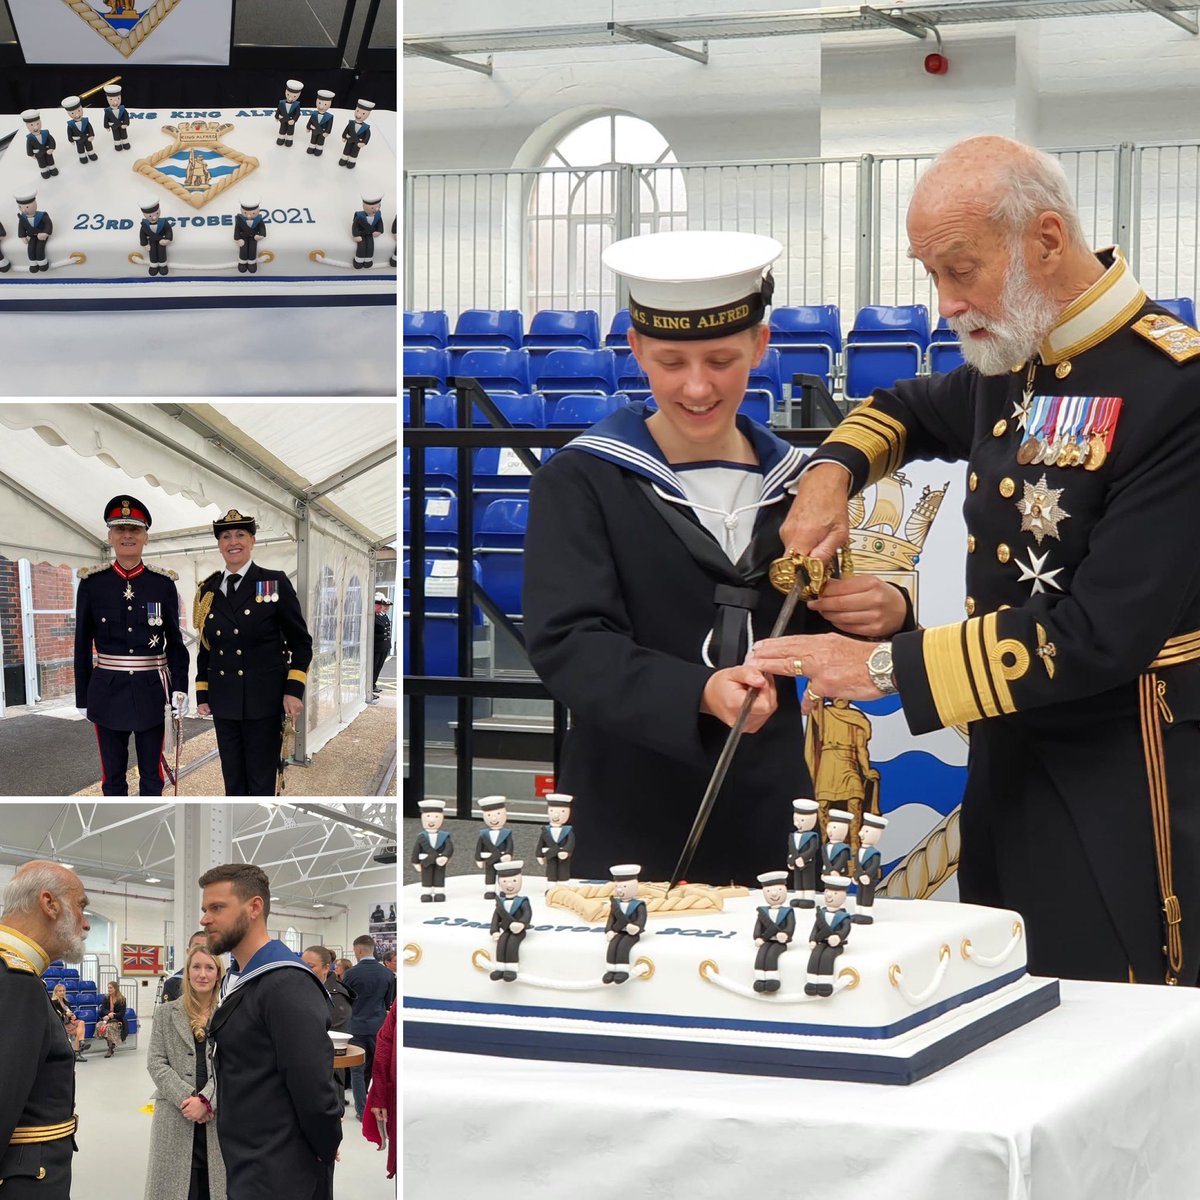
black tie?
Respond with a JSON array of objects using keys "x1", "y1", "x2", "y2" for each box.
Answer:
[{"x1": 227, "y1": 574, "x2": 239, "y2": 599}]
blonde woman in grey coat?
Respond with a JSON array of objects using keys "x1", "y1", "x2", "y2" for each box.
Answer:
[{"x1": 144, "y1": 944, "x2": 228, "y2": 1200}]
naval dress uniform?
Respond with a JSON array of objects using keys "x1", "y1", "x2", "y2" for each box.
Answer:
[
  {"x1": 234, "y1": 208, "x2": 265, "y2": 273},
  {"x1": 194, "y1": 561, "x2": 313, "y2": 796},
  {"x1": 535, "y1": 821, "x2": 576, "y2": 884},
  {"x1": 75, "y1": 501, "x2": 188, "y2": 797},
  {"x1": 489, "y1": 873, "x2": 532, "y2": 981},
  {"x1": 307, "y1": 97, "x2": 335, "y2": 155},
  {"x1": 25, "y1": 128, "x2": 57, "y2": 178},
  {"x1": 338, "y1": 113, "x2": 372, "y2": 168},
  {"x1": 787, "y1": 826, "x2": 821, "y2": 905},
  {"x1": 0, "y1": 927, "x2": 77, "y2": 1198},
  {"x1": 752, "y1": 903, "x2": 796, "y2": 986},
  {"x1": 805, "y1": 897, "x2": 852, "y2": 996},
  {"x1": 0, "y1": 220, "x2": 10, "y2": 272},
  {"x1": 139, "y1": 210, "x2": 172, "y2": 276},
  {"x1": 808, "y1": 248, "x2": 1200, "y2": 985},
  {"x1": 17, "y1": 207, "x2": 52, "y2": 270},
  {"x1": 65, "y1": 114, "x2": 96, "y2": 164},
  {"x1": 603, "y1": 893, "x2": 646, "y2": 981},
  {"x1": 352, "y1": 207, "x2": 384, "y2": 269},
  {"x1": 103, "y1": 95, "x2": 130, "y2": 150}
]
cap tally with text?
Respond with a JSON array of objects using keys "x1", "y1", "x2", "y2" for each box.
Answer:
[
  {"x1": 601, "y1": 230, "x2": 781, "y2": 342},
  {"x1": 212, "y1": 508, "x2": 257, "y2": 538},
  {"x1": 545, "y1": 792, "x2": 573, "y2": 809},
  {"x1": 494, "y1": 860, "x2": 524, "y2": 877},
  {"x1": 757, "y1": 870, "x2": 790, "y2": 887},
  {"x1": 827, "y1": 808, "x2": 854, "y2": 825},
  {"x1": 610, "y1": 864, "x2": 641, "y2": 880},
  {"x1": 822, "y1": 873, "x2": 852, "y2": 891},
  {"x1": 478, "y1": 795, "x2": 507, "y2": 812},
  {"x1": 418, "y1": 799, "x2": 446, "y2": 812},
  {"x1": 861, "y1": 813, "x2": 889, "y2": 830},
  {"x1": 792, "y1": 798, "x2": 819, "y2": 814},
  {"x1": 105, "y1": 495, "x2": 152, "y2": 530}
]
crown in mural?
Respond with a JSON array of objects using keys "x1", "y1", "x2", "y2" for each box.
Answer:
[{"x1": 847, "y1": 473, "x2": 949, "y2": 574}]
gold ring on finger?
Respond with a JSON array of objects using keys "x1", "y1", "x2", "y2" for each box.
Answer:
[{"x1": 793, "y1": 658, "x2": 804, "y2": 677}]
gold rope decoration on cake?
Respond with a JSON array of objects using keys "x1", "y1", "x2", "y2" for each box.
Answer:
[
  {"x1": 61, "y1": 0, "x2": 185, "y2": 58},
  {"x1": 878, "y1": 806, "x2": 961, "y2": 899},
  {"x1": 546, "y1": 881, "x2": 749, "y2": 924}
]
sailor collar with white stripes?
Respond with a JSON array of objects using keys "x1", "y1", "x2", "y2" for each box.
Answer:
[{"x1": 560, "y1": 401, "x2": 805, "y2": 503}]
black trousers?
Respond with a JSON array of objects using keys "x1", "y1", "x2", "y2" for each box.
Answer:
[
  {"x1": 147, "y1": 241, "x2": 168, "y2": 264},
  {"x1": 213, "y1": 715, "x2": 282, "y2": 795},
  {"x1": 26, "y1": 237, "x2": 47, "y2": 263},
  {"x1": 96, "y1": 722, "x2": 165, "y2": 795},
  {"x1": 371, "y1": 650, "x2": 387, "y2": 688},
  {"x1": 188, "y1": 1166, "x2": 210, "y2": 1200}
]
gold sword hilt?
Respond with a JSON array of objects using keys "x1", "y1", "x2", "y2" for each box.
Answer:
[{"x1": 767, "y1": 545, "x2": 854, "y2": 598}]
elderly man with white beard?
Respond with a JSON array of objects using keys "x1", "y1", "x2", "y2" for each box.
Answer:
[
  {"x1": 749, "y1": 134, "x2": 1200, "y2": 989},
  {"x1": 0, "y1": 861, "x2": 91, "y2": 1198}
]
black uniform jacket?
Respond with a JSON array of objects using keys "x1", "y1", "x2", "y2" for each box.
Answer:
[
  {"x1": 605, "y1": 897, "x2": 647, "y2": 935},
  {"x1": 0, "y1": 937, "x2": 76, "y2": 1196},
  {"x1": 411, "y1": 829, "x2": 453, "y2": 865},
  {"x1": 754, "y1": 905, "x2": 796, "y2": 942},
  {"x1": 209, "y1": 959, "x2": 341, "y2": 1200},
  {"x1": 490, "y1": 896, "x2": 532, "y2": 936},
  {"x1": 809, "y1": 249, "x2": 1200, "y2": 984},
  {"x1": 74, "y1": 561, "x2": 189, "y2": 731},
  {"x1": 17, "y1": 211, "x2": 52, "y2": 240},
  {"x1": 194, "y1": 563, "x2": 313, "y2": 720},
  {"x1": 524, "y1": 405, "x2": 911, "y2": 885}
]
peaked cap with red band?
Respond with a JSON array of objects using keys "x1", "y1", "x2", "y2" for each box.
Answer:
[{"x1": 104, "y1": 495, "x2": 152, "y2": 530}]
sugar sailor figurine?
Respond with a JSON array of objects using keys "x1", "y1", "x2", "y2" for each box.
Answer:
[
  {"x1": 307, "y1": 89, "x2": 335, "y2": 155},
  {"x1": 475, "y1": 796, "x2": 514, "y2": 899},
  {"x1": 535, "y1": 792, "x2": 575, "y2": 891},
  {"x1": 103, "y1": 83, "x2": 131, "y2": 150},
  {"x1": 412, "y1": 799, "x2": 453, "y2": 902},
  {"x1": 806, "y1": 873, "x2": 853, "y2": 997},
  {"x1": 139, "y1": 200, "x2": 172, "y2": 277},
  {"x1": 822, "y1": 807, "x2": 853, "y2": 879},
  {"x1": 787, "y1": 798, "x2": 821, "y2": 909},
  {"x1": 62, "y1": 96, "x2": 97, "y2": 165},
  {"x1": 339, "y1": 99, "x2": 374, "y2": 168},
  {"x1": 275, "y1": 79, "x2": 303, "y2": 146},
  {"x1": 853, "y1": 813, "x2": 888, "y2": 924},
  {"x1": 390, "y1": 215, "x2": 397, "y2": 268},
  {"x1": 603, "y1": 865, "x2": 646, "y2": 985},
  {"x1": 0, "y1": 219, "x2": 8, "y2": 273},
  {"x1": 15, "y1": 191, "x2": 52, "y2": 273},
  {"x1": 23, "y1": 110, "x2": 57, "y2": 179},
  {"x1": 352, "y1": 194, "x2": 384, "y2": 269},
  {"x1": 234, "y1": 198, "x2": 266, "y2": 274},
  {"x1": 753, "y1": 871, "x2": 796, "y2": 993},
  {"x1": 490, "y1": 860, "x2": 531, "y2": 982}
]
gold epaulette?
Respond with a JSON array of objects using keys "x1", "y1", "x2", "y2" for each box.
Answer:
[
  {"x1": 1132, "y1": 313, "x2": 1200, "y2": 363},
  {"x1": 0, "y1": 946, "x2": 37, "y2": 975},
  {"x1": 77, "y1": 563, "x2": 112, "y2": 580},
  {"x1": 145, "y1": 563, "x2": 179, "y2": 581}
]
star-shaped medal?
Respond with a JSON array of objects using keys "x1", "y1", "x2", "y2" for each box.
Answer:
[
  {"x1": 148, "y1": 634, "x2": 160, "y2": 648},
  {"x1": 123, "y1": 583, "x2": 134, "y2": 600},
  {"x1": 1010, "y1": 393, "x2": 1033, "y2": 432},
  {"x1": 1016, "y1": 547, "x2": 1065, "y2": 595},
  {"x1": 1016, "y1": 473, "x2": 1070, "y2": 544}
]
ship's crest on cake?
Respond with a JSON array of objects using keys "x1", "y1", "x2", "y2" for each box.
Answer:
[
  {"x1": 134, "y1": 121, "x2": 258, "y2": 208},
  {"x1": 63, "y1": 0, "x2": 186, "y2": 56}
]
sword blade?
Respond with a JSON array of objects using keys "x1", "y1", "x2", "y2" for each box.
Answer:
[{"x1": 668, "y1": 580, "x2": 808, "y2": 888}]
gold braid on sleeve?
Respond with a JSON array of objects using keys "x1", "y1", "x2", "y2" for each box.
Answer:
[{"x1": 193, "y1": 588, "x2": 214, "y2": 650}]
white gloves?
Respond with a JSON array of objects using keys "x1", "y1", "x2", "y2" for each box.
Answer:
[{"x1": 171, "y1": 691, "x2": 189, "y2": 720}]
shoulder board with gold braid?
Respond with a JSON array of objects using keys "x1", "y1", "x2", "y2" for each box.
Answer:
[
  {"x1": 145, "y1": 563, "x2": 179, "y2": 581},
  {"x1": 0, "y1": 946, "x2": 37, "y2": 975},
  {"x1": 1132, "y1": 313, "x2": 1200, "y2": 363},
  {"x1": 77, "y1": 563, "x2": 113, "y2": 580},
  {"x1": 193, "y1": 575, "x2": 220, "y2": 649}
]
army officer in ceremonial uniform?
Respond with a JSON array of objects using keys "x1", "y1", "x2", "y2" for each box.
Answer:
[
  {"x1": 75, "y1": 496, "x2": 189, "y2": 796},
  {"x1": 195, "y1": 509, "x2": 313, "y2": 795},
  {"x1": 753, "y1": 135, "x2": 1200, "y2": 988},
  {"x1": 0, "y1": 861, "x2": 90, "y2": 1198}
]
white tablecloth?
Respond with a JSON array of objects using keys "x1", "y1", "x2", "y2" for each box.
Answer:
[{"x1": 403, "y1": 980, "x2": 1200, "y2": 1200}]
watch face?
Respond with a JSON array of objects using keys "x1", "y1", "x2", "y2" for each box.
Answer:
[{"x1": 869, "y1": 645, "x2": 893, "y2": 672}]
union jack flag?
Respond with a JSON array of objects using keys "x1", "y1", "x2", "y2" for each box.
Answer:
[{"x1": 121, "y1": 943, "x2": 164, "y2": 973}]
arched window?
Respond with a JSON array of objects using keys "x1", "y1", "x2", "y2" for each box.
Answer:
[
  {"x1": 341, "y1": 574, "x2": 363, "y2": 704},
  {"x1": 527, "y1": 113, "x2": 685, "y2": 326}
]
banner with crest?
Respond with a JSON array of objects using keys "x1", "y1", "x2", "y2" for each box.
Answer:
[{"x1": 9, "y1": 0, "x2": 232, "y2": 65}]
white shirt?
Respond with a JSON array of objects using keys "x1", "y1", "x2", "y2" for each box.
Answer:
[
  {"x1": 673, "y1": 462, "x2": 765, "y2": 562},
  {"x1": 222, "y1": 561, "x2": 253, "y2": 596}
]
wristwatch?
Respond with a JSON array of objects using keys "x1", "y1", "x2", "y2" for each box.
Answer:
[{"x1": 866, "y1": 641, "x2": 898, "y2": 694}]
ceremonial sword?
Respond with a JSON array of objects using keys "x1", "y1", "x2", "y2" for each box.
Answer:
[{"x1": 667, "y1": 549, "x2": 847, "y2": 889}]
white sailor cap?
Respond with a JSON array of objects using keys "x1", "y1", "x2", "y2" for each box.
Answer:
[
  {"x1": 239, "y1": 197, "x2": 259, "y2": 210},
  {"x1": 140, "y1": 199, "x2": 161, "y2": 213},
  {"x1": 361, "y1": 193, "x2": 383, "y2": 206},
  {"x1": 792, "y1": 798, "x2": 819, "y2": 814},
  {"x1": 827, "y1": 808, "x2": 854, "y2": 824},
  {"x1": 494, "y1": 860, "x2": 524, "y2": 877},
  {"x1": 14, "y1": 189, "x2": 37, "y2": 205},
  {"x1": 316, "y1": 89, "x2": 335, "y2": 101},
  {"x1": 61, "y1": 96, "x2": 82, "y2": 110},
  {"x1": 104, "y1": 84, "x2": 122, "y2": 96},
  {"x1": 861, "y1": 813, "x2": 889, "y2": 830},
  {"x1": 602, "y1": 230, "x2": 781, "y2": 342},
  {"x1": 356, "y1": 99, "x2": 376, "y2": 111},
  {"x1": 757, "y1": 870, "x2": 790, "y2": 887},
  {"x1": 544, "y1": 792, "x2": 573, "y2": 808},
  {"x1": 373, "y1": 591, "x2": 390, "y2": 603},
  {"x1": 822, "y1": 873, "x2": 853, "y2": 891},
  {"x1": 286, "y1": 79, "x2": 304, "y2": 91},
  {"x1": 609, "y1": 864, "x2": 641, "y2": 881},
  {"x1": 478, "y1": 795, "x2": 507, "y2": 811},
  {"x1": 418, "y1": 799, "x2": 445, "y2": 812},
  {"x1": 20, "y1": 109, "x2": 40, "y2": 123}
]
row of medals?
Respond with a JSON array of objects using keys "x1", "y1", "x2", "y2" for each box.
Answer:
[{"x1": 1010, "y1": 369, "x2": 1120, "y2": 472}]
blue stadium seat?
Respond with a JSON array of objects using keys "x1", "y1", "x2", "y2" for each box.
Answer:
[
  {"x1": 744, "y1": 347, "x2": 784, "y2": 419},
  {"x1": 451, "y1": 348, "x2": 532, "y2": 395},
  {"x1": 472, "y1": 446, "x2": 543, "y2": 529},
  {"x1": 448, "y1": 309, "x2": 525, "y2": 354},
  {"x1": 403, "y1": 556, "x2": 483, "y2": 676},
  {"x1": 403, "y1": 446, "x2": 458, "y2": 495},
  {"x1": 404, "y1": 310, "x2": 450, "y2": 348},
  {"x1": 533, "y1": 348, "x2": 618, "y2": 401},
  {"x1": 125, "y1": 1010, "x2": 138, "y2": 1036},
  {"x1": 547, "y1": 393, "x2": 622, "y2": 428},
  {"x1": 1155, "y1": 297, "x2": 1197, "y2": 326},
  {"x1": 475, "y1": 499, "x2": 530, "y2": 620},
  {"x1": 403, "y1": 492, "x2": 459, "y2": 552},
  {"x1": 403, "y1": 392, "x2": 456, "y2": 428},
  {"x1": 403, "y1": 346, "x2": 450, "y2": 389},
  {"x1": 471, "y1": 393, "x2": 546, "y2": 428},
  {"x1": 928, "y1": 342, "x2": 966, "y2": 374},
  {"x1": 525, "y1": 310, "x2": 601, "y2": 351},
  {"x1": 844, "y1": 304, "x2": 931, "y2": 399},
  {"x1": 769, "y1": 305, "x2": 842, "y2": 390},
  {"x1": 616, "y1": 356, "x2": 651, "y2": 402}
]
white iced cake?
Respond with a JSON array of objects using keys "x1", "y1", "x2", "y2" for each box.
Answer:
[{"x1": 403, "y1": 874, "x2": 1060, "y2": 1084}]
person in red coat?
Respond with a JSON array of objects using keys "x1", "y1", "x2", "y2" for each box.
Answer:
[{"x1": 361, "y1": 1000, "x2": 396, "y2": 1178}]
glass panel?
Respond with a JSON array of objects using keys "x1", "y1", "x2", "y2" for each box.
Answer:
[{"x1": 341, "y1": 573, "x2": 363, "y2": 705}]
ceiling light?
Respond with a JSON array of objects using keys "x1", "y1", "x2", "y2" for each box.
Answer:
[
  {"x1": 145, "y1": 876, "x2": 161, "y2": 884},
  {"x1": 312, "y1": 901, "x2": 325, "y2": 909}
]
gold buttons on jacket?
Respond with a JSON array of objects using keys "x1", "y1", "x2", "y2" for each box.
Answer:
[
  {"x1": 992, "y1": 419, "x2": 1007, "y2": 437},
  {"x1": 969, "y1": 472, "x2": 978, "y2": 492},
  {"x1": 244, "y1": 608, "x2": 251, "y2": 616},
  {"x1": 219, "y1": 650, "x2": 224, "y2": 656},
  {"x1": 1011, "y1": 361, "x2": 1026, "y2": 373},
  {"x1": 236, "y1": 649, "x2": 242, "y2": 655},
  {"x1": 965, "y1": 596, "x2": 976, "y2": 615},
  {"x1": 238, "y1": 670, "x2": 243, "y2": 676},
  {"x1": 998, "y1": 478, "x2": 1015, "y2": 498},
  {"x1": 1055, "y1": 360, "x2": 1072, "y2": 379},
  {"x1": 967, "y1": 535, "x2": 976, "y2": 553},
  {"x1": 997, "y1": 544, "x2": 1011, "y2": 563},
  {"x1": 220, "y1": 670, "x2": 225, "y2": 676}
]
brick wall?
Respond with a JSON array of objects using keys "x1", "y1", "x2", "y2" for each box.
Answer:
[
  {"x1": 0, "y1": 558, "x2": 23, "y2": 670},
  {"x1": 33, "y1": 563, "x2": 76, "y2": 700}
]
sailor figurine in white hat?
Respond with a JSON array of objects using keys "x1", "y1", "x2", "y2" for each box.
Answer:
[
  {"x1": 787, "y1": 798, "x2": 821, "y2": 909},
  {"x1": 853, "y1": 812, "x2": 889, "y2": 924},
  {"x1": 603, "y1": 865, "x2": 646, "y2": 984},
  {"x1": 353, "y1": 194, "x2": 384, "y2": 269},
  {"x1": 805, "y1": 873, "x2": 853, "y2": 997},
  {"x1": 823, "y1": 808, "x2": 854, "y2": 879},
  {"x1": 275, "y1": 79, "x2": 304, "y2": 146},
  {"x1": 753, "y1": 871, "x2": 796, "y2": 992},
  {"x1": 234, "y1": 198, "x2": 266, "y2": 274},
  {"x1": 139, "y1": 199, "x2": 172, "y2": 277},
  {"x1": 22, "y1": 110, "x2": 57, "y2": 179},
  {"x1": 103, "y1": 83, "x2": 131, "y2": 150},
  {"x1": 535, "y1": 793, "x2": 575, "y2": 891},
  {"x1": 62, "y1": 96, "x2": 97, "y2": 165},
  {"x1": 489, "y1": 861, "x2": 531, "y2": 982},
  {"x1": 307, "y1": 88, "x2": 336, "y2": 155},
  {"x1": 15, "y1": 190, "x2": 52, "y2": 274},
  {"x1": 339, "y1": 99, "x2": 374, "y2": 168},
  {"x1": 412, "y1": 799, "x2": 453, "y2": 902}
]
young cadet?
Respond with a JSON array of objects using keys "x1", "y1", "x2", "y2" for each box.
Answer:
[{"x1": 523, "y1": 230, "x2": 911, "y2": 884}]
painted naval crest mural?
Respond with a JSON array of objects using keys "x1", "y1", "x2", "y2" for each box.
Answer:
[{"x1": 60, "y1": 1, "x2": 186, "y2": 56}]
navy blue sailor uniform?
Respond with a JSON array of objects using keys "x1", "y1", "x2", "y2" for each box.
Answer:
[
  {"x1": 490, "y1": 894, "x2": 533, "y2": 975},
  {"x1": 753, "y1": 904, "x2": 796, "y2": 974},
  {"x1": 339, "y1": 119, "x2": 370, "y2": 167},
  {"x1": 604, "y1": 895, "x2": 646, "y2": 974},
  {"x1": 66, "y1": 117, "x2": 96, "y2": 163},
  {"x1": 307, "y1": 110, "x2": 334, "y2": 153},
  {"x1": 855, "y1": 845, "x2": 883, "y2": 919},
  {"x1": 75, "y1": 559, "x2": 188, "y2": 796},
  {"x1": 275, "y1": 98, "x2": 301, "y2": 144},
  {"x1": 0, "y1": 929, "x2": 78, "y2": 1199},
  {"x1": 806, "y1": 905, "x2": 851, "y2": 991},
  {"x1": 194, "y1": 562, "x2": 313, "y2": 796},
  {"x1": 411, "y1": 829, "x2": 454, "y2": 891},
  {"x1": 234, "y1": 211, "x2": 265, "y2": 271},
  {"x1": 0, "y1": 220, "x2": 9, "y2": 272},
  {"x1": 536, "y1": 823, "x2": 576, "y2": 883},
  {"x1": 140, "y1": 216, "x2": 172, "y2": 269},
  {"x1": 822, "y1": 839, "x2": 851, "y2": 879},
  {"x1": 104, "y1": 103, "x2": 130, "y2": 149},
  {"x1": 788, "y1": 828, "x2": 821, "y2": 900},
  {"x1": 474, "y1": 827, "x2": 515, "y2": 894},
  {"x1": 26, "y1": 130, "x2": 57, "y2": 177},
  {"x1": 807, "y1": 248, "x2": 1200, "y2": 986},
  {"x1": 352, "y1": 210, "x2": 384, "y2": 268},
  {"x1": 17, "y1": 210, "x2": 52, "y2": 268}
]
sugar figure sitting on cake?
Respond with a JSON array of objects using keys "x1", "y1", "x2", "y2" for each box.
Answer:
[
  {"x1": 103, "y1": 84, "x2": 131, "y2": 151},
  {"x1": 234, "y1": 198, "x2": 266, "y2": 274},
  {"x1": 307, "y1": 89, "x2": 335, "y2": 156},
  {"x1": 475, "y1": 796, "x2": 514, "y2": 899},
  {"x1": 853, "y1": 813, "x2": 888, "y2": 924},
  {"x1": 0, "y1": 220, "x2": 9, "y2": 273},
  {"x1": 823, "y1": 807, "x2": 853, "y2": 879},
  {"x1": 352, "y1": 194, "x2": 384, "y2": 270},
  {"x1": 276, "y1": 79, "x2": 304, "y2": 147},
  {"x1": 139, "y1": 200, "x2": 173, "y2": 277},
  {"x1": 390, "y1": 215, "x2": 397, "y2": 268},
  {"x1": 490, "y1": 860, "x2": 531, "y2": 982},
  {"x1": 603, "y1": 864, "x2": 646, "y2": 985},
  {"x1": 805, "y1": 873, "x2": 853, "y2": 997},
  {"x1": 63, "y1": 96, "x2": 97, "y2": 165},
  {"x1": 535, "y1": 792, "x2": 575, "y2": 892},
  {"x1": 412, "y1": 798, "x2": 453, "y2": 902},
  {"x1": 339, "y1": 100, "x2": 374, "y2": 169},
  {"x1": 753, "y1": 871, "x2": 796, "y2": 993},
  {"x1": 15, "y1": 191, "x2": 52, "y2": 274},
  {"x1": 23, "y1": 111, "x2": 57, "y2": 180},
  {"x1": 787, "y1": 797, "x2": 821, "y2": 909}
]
